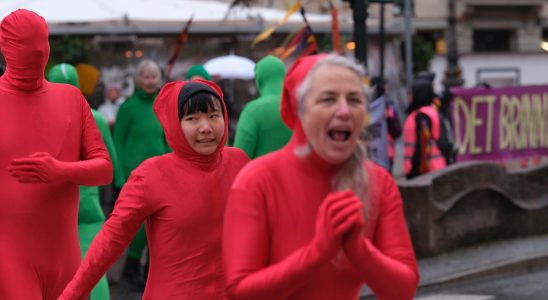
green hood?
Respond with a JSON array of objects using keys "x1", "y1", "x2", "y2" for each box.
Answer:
[
  {"x1": 47, "y1": 63, "x2": 80, "y2": 88},
  {"x1": 185, "y1": 64, "x2": 212, "y2": 81},
  {"x1": 255, "y1": 55, "x2": 286, "y2": 98}
]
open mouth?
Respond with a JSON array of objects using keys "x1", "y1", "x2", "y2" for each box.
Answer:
[
  {"x1": 327, "y1": 129, "x2": 352, "y2": 142},
  {"x1": 197, "y1": 138, "x2": 215, "y2": 144}
]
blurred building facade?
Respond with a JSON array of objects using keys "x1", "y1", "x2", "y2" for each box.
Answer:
[
  {"x1": 413, "y1": 0, "x2": 548, "y2": 91},
  {"x1": 4, "y1": 0, "x2": 546, "y2": 105},
  {"x1": 219, "y1": 0, "x2": 548, "y2": 91}
]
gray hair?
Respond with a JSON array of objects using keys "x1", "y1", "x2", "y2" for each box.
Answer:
[
  {"x1": 296, "y1": 54, "x2": 367, "y2": 115},
  {"x1": 134, "y1": 59, "x2": 162, "y2": 88},
  {"x1": 294, "y1": 54, "x2": 370, "y2": 220}
]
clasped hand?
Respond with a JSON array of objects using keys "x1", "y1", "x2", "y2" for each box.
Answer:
[
  {"x1": 312, "y1": 190, "x2": 365, "y2": 260},
  {"x1": 8, "y1": 152, "x2": 65, "y2": 184}
]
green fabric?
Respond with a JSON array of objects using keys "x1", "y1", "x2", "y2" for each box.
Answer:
[
  {"x1": 78, "y1": 222, "x2": 110, "y2": 300},
  {"x1": 92, "y1": 109, "x2": 125, "y2": 188},
  {"x1": 185, "y1": 64, "x2": 212, "y2": 81},
  {"x1": 113, "y1": 88, "x2": 171, "y2": 184},
  {"x1": 46, "y1": 63, "x2": 80, "y2": 88},
  {"x1": 78, "y1": 109, "x2": 123, "y2": 223},
  {"x1": 234, "y1": 55, "x2": 292, "y2": 158}
]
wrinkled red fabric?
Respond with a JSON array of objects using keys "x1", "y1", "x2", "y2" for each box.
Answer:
[
  {"x1": 59, "y1": 79, "x2": 249, "y2": 299},
  {"x1": 0, "y1": 9, "x2": 112, "y2": 300},
  {"x1": 223, "y1": 54, "x2": 419, "y2": 300}
]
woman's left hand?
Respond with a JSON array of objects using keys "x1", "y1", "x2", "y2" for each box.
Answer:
[{"x1": 342, "y1": 207, "x2": 366, "y2": 259}]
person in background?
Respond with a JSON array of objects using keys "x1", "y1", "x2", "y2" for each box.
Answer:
[
  {"x1": 414, "y1": 71, "x2": 458, "y2": 165},
  {"x1": 403, "y1": 79, "x2": 446, "y2": 179},
  {"x1": 47, "y1": 63, "x2": 124, "y2": 300},
  {"x1": 233, "y1": 55, "x2": 292, "y2": 159},
  {"x1": 185, "y1": 64, "x2": 212, "y2": 81},
  {"x1": 98, "y1": 82, "x2": 126, "y2": 128},
  {"x1": 0, "y1": 9, "x2": 112, "y2": 299},
  {"x1": 223, "y1": 54, "x2": 419, "y2": 300},
  {"x1": 59, "y1": 79, "x2": 249, "y2": 300},
  {"x1": 113, "y1": 58, "x2": 170, "y2": 288},
  {"x1": 365, "y1": 77, "x2": 402, "y2": 172},
  {"x1": 415, "y1": 70, "x2": 446, "y2": 115},
  {"x1": 415, "y1": 71, "x2": 436, "y2": 87}
]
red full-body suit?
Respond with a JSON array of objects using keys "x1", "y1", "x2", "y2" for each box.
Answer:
[
  {"x1": 59, "y1": 80, "x2": 249, "y2": 299},
  {"x1": 0, "y1": 9, "x2": 112, "y2": 299},
  {"x1": 223, "y1": 55, "x2": 419, "y2": 300}
]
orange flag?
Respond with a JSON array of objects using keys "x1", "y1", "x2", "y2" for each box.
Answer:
[{"x1": 252, "y1": 1, "x2": 302, "y2": 46}]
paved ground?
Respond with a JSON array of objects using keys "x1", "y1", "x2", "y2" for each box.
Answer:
[
  {"x1": 417, "y1": 266, "x2": 548, "y2": 300},
  {"x1": 417, "y1": 234, "x2": 548, "y2": 288},
  {"x1": 360, "y1": 233, "x2": 548, "y2": 299}
]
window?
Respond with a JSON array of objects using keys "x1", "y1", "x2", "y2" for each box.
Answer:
[{"x1": 473, "y1": 29, "x2": 514, "y2": 52}]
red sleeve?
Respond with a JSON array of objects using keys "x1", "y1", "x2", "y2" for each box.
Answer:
[
  {"x1": 63, "y1": 98, "x2": 113, "y2": 186},
  {"x1": 223, "y1": 184, "x2": 325, "y2": 300},
  {"x1": 59, "y1": 168, "x2": 154, "y2": 299},
  {"x1": 346, "y1": 170, "x2": 419, "y2": 300}
]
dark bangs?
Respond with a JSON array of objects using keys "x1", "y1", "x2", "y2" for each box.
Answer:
[{"x1": 181, "y1": 92, "x2": 223, "y2": 117}]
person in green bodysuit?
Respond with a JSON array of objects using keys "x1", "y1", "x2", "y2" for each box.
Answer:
[
  {"x1": 113, "y1": 59, "x2": 170, "y2": 288},
  {"x1": 233, "y1": 55, "x2": 292, "y2": 159},
  {"x1": 47, "y1": 63, "x2": 123, "y2": 300},
  {"x1": 185, "y1": 64, "x2": 212, "y2": 81}
]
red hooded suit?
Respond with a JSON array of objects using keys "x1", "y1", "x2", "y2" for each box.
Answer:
[
  {"x1": 0, "y1": 9, "x2": 112, "y2": 299},
  {"x1": 59, "y1": 79, "x2": 249, "y2": 299},
  {"x1": 222, "y1": 55, "x2": 419, "y2": 300}
]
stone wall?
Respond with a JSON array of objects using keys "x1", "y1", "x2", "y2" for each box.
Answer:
[{"x1": 398, "y1": 161, "x2": 548, "y2": 257}]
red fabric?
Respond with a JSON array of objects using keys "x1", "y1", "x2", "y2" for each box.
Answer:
[
  {"x1": 59, "y1": 80, "x2": 249, "y2": 299},
  {"x1": 280, "y1": 54, "x2": 327, "y2": 132},
  {"x1": 223, "y1": 54, "x2": 418, "y2": 300},
  {"x1": 0, "y1": 9, "x2": 112, "y2": 299},
  {"x1": 0, "y1": 9, "x2": 49, "y2": 91},
  {"x1": 330, "y1": 4, "x2": 340, "y2": 54}
]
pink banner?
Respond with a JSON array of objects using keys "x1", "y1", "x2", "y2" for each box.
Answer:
[{"x1": 451, "y1": 85, "x2": 548, "y2": 161}]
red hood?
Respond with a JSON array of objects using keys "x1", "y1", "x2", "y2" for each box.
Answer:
[
  {"x1": 281, "y1": 54, "x2": 328, "y2": 145},
  {"x1": 0, "y1": 9, "x2": 49, "y2": 91},
  {"x1": 153, "y1": 79, "x2": 227, "y2": 169}
]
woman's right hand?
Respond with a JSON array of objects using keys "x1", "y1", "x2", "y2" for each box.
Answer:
[{"x1": 312, "y1": 190, "x2": 363, "y2": 260}]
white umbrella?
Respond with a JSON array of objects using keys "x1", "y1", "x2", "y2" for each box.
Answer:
[{"x1": 204, "y1": 54, "x2": 256, "y2": 80}]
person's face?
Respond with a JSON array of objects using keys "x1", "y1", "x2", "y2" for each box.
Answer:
[
  {"x1": 407, "y1": 90, "x2": 413, "y2": 105},
  {"x1": 107, "y1": 88, "x2": 121, "y2": 101},
  {"x1": 299, "y1": 64, "x2": 366, "y2": 165},
  {"x1": 180, "y1": 98, "x2": 225, "y2": 155},
  {"x1": 140, "y1": 69, "x2": 160, "y2": 94}
]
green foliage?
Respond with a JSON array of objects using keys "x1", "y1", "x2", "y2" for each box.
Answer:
[
  {"x1": 48, "y1": 36, "x2": 90, "y2": 70},
  {"x1": 315, "y1": 34, "x2": 351, "y2": 54},
  {"x1": 412, "y1": 34, "x2": 435, "y2": 74},
  {"x1": 316, "y1": 34, "x2": 333, "y2": 53}
]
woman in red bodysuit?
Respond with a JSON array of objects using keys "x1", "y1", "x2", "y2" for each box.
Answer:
[
  {"x1": 59, "y1": 79, "x2": 249, "y2": 299},
  {"x1": 0, "y1": 9, "x2": 112, "y2": 300},
  {"x1": 223, "y1": 54, "x2": 419, "y2": 300}
]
